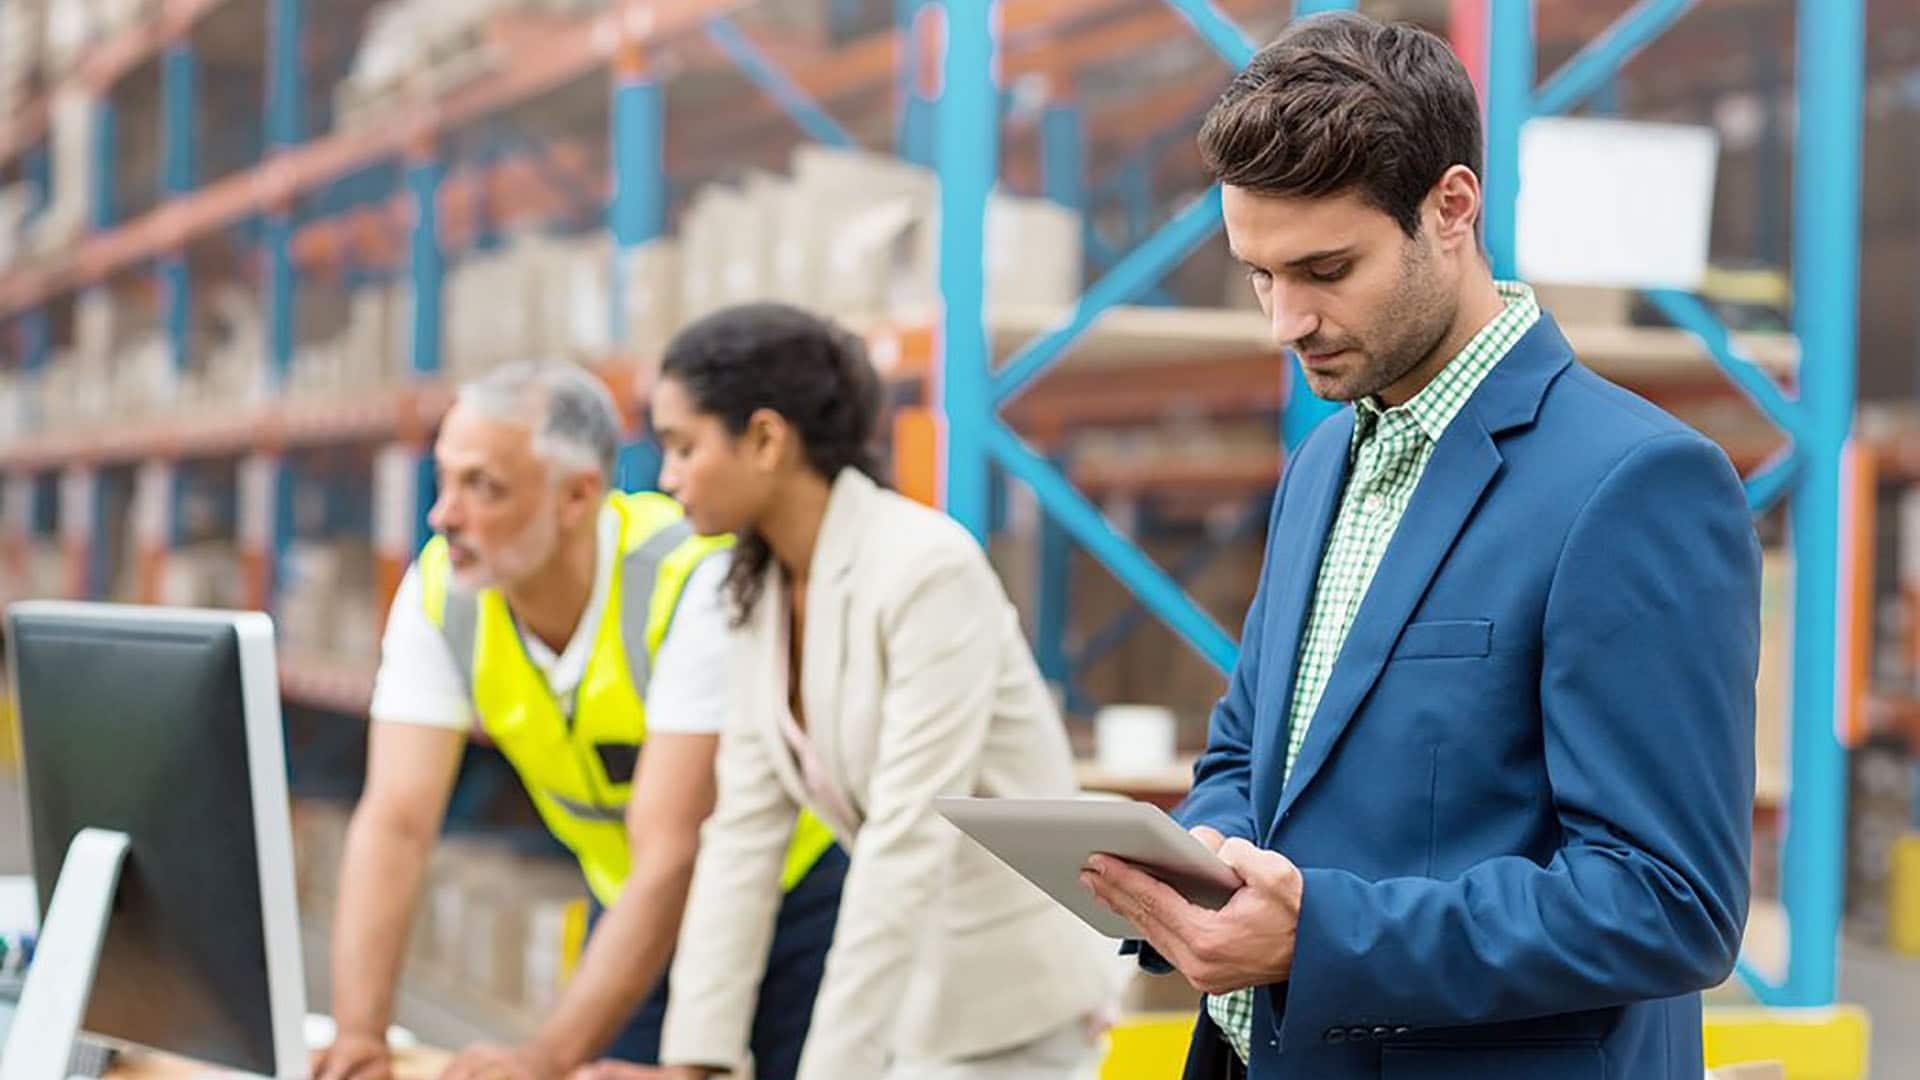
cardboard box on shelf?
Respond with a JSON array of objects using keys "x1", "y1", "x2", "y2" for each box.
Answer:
[
  {"x1": 985, "y1": 194, "x2": 1082, "y2": 312},
  {"x1": 1532, "y1": 283, "x2": 1634, "y2": 327},
  {"x1": 28, "y1": 90, "x2": 91, "y2": 256},
  {"x1": 157, "y1": 541, "x2": 241, "y2": 610},
  {"x1": 620, "y1": 239, "x2": 681, "y2": 368},
  {"x1": 278, "y1": 538, "x2": 377, "y2": 658}
]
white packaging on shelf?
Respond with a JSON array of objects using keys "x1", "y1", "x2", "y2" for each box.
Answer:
[
  {"x1": 343, "y1": 285, "x2": 396, "y2": 388},
  {"x1": 620, "y1": 239, "x2": 681, "y2": 367},
  {"x1": 986, "y1": 194, "x2": 1083, "y2": 312}
]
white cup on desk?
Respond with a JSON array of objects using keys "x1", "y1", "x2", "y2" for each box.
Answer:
[{"x1": 1094, "y1": 704, "x2": 1178, "y2": 776}]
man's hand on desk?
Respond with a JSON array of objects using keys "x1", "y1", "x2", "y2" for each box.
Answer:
[
  {"x1": 439, "y1": 1043, "x2": 567, "y2": 1080},
  {"x1": 313, "y1": 1032, "x2": 395, "y2": 1080},
  {"x1": 1082, "y1": 825, "x2": 1305, "y2": 994}
]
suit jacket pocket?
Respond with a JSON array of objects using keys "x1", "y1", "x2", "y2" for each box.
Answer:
[
  {"x1": 1392, "y1": 619, "x2": 1494, "y2": 660},
  {"x1": 1381, "y1": 1041, "x2": 1604, "y2": 1079}
]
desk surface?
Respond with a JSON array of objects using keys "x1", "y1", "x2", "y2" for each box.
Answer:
[{"x1": 110, "y1": 1047, "x2": 451, "y2": 1079}]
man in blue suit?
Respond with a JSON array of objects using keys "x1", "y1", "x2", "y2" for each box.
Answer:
[{"x1": 1082, "y1": 12, "x2": 1759, "y2": 1079}]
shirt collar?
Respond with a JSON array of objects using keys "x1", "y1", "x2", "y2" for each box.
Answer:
[{"x1": 1353, "y1": 281, "x2": 1540, "y2": 445}]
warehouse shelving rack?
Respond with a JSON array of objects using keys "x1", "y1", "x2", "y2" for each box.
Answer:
[{"x1": 0, "y1": 0, "x2": 1872, "y2": 1042}]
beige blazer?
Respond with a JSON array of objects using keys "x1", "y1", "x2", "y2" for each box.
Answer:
[{"x1": 661, "y1": 469, "x2": 1114, "y2": 1079}]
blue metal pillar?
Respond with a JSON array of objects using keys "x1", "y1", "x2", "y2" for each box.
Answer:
[
  {"x1": 935, "y1": 0, "x2": 997, "y2": 539},
  {"x1": 92, "y1": 101, "x2": 116, "y2": 231},
  {"x1": 1040, "y1": 97, "x2": 1086, "y2": 212},
  {"x1": 409, "y1": 153, "x2": 446, "y2": 377},
  {"x1": 1779, "y1": 0, "x2": 1863, "y2": 1008},
  {"x1": 261, "y1": 0, "x2": 306, "y2": 610},
  {"x1": 1483, "y1": 0, "x2": 1531, "y2": 279},
  {"x1": 161, "y1": 41, "x2": 197, "y2": 374},
  {"x1": 609, "y1": 51, "x2": 665, "y2": 348}
]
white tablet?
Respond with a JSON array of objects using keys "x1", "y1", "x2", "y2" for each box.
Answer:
[{"x1": 935, "y1": 796, "x2": 1242, "y2": 939}]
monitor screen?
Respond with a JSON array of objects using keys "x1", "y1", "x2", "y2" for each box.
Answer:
[{"x1": 11, "y1": 609, "x2": 280, "y2": 1074}]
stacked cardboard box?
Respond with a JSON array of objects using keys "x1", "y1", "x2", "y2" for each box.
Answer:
[
  {"x1": 278, "y1": 539, "x2": 380, "y2": 664},
  {"x1": 336, "y1": 0, "x2": 613, "y2": 130},
  {"x1": 0, "y1": 0, "x2": 45, "y2": 125},
  {"x1": 159, "y1": 540, "x2": 243, "y2": 609},
  {"x1": 681, "y1": 145, "x2": 1083, "y2": 328}
]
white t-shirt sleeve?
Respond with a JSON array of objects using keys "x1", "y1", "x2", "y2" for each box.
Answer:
[
  {"x1": 644, "y1": 551, "x2": 735, "y2": 736},
  {"x1": 367, "y1": 564, "x2": 474, "y2": 731}
]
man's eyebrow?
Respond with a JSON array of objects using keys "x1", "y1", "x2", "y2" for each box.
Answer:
[
  {"x1": 1230, "y1": 247, "x2": 1356, "y2": 270},
  {"x1": 1281, "y1": 246, "x2": 1355, "y2": 268}
]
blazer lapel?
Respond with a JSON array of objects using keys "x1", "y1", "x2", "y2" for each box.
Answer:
[
  {"x1": 1266, "y1": 313, "x2": 1575, "y2": 832},
  {"x1": 754, "y1": 564, "x2": 810, "y2": 805},
  {"x1": 799, "y1": 469, "x2": 872, "y2": 805},
  {"x1": 1251, "y1": 411, "x2": 1354, "y2": 835}
]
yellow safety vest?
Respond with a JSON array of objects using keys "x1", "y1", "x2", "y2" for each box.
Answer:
[{"x1": 417, "y1": 491, "x2": 835, "y2": 908}]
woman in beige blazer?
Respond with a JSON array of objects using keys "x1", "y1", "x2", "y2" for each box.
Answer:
[{"x1": 641, "y1": 303, "x2": 1116, "y2": 1080}]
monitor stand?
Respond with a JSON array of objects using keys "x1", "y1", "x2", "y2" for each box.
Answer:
[{"x1": 0, "y1": 828, "x2": 129, "y2": 1080}]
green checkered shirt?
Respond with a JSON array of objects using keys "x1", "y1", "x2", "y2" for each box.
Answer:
[{"x1": 1208, "y1": 282, "x2": 1540, "y2": 1064}]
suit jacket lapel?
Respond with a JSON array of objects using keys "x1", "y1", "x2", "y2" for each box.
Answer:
[{"x1": 1251, "y1": 411, "x2": 1354, "y2": 835}]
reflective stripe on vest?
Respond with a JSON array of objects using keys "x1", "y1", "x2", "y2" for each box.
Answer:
[{"x1": 418, "y1": 492, "x2": 835, "y2": 906}]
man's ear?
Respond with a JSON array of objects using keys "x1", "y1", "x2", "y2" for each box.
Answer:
[
  {"x1": 1427, "y1": 164, "x2": 1483, "y2": 253},
  {"x1": 560, "y1": 469, "x2": 606, "y2": 525}
]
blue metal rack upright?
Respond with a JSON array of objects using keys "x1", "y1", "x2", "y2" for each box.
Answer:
[
  {"x1": 935, "y1": 0, "x2": 1864, "y2": 1014},
  {"x1": 1483, "y1": 0, "x2": 1864, "y2": 1010}
]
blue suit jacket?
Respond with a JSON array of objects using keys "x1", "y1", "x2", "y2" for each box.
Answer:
[{"x1": 1170, "y1": 314, "x2": 1759, "y2": 1079}]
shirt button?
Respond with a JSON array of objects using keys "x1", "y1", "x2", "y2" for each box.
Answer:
[
  {"x1": 1364, "y1": 493, "x2": 1387, "y2": 513},
  {"x1": 1324, "y1": 1028, "x2": 1346, "y2": 1043},
  {"x1": 1372, "y1": 1026, "x2": 1393, "y2": 1040}
]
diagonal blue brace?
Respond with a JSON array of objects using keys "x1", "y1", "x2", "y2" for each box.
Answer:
[
  {"x1": 984, "y1": 421, "x2": 1238, "y2": 674},
  {"x1": 706, "y1": 17, "x2": 856, "y2": 148},
  {"x1": 1641, "y1": 288, "x2": 1807, "y2": 438},
  {"x1": 1534, "y1": 0, "x2": 1696, "y2": 118},
  {"x1": 1743, "y1": 447, "x2": 1799, "y2": 516},
  {"x1": 1070, "y1": 494, "x2": 1270, "y2": 675},
  {"x1": 1162, "y1": 0, "x2": 1257, "y2": 66},
  {"x1": 1733, "y1": 958, "x2": 1791, "y2": 1009},
  {"x1": 994, "y1": 189, "x2": 1226, "y2": 409}
]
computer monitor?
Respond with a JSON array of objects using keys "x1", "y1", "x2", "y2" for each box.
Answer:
[{"x1": 1, "y1": 602, "x2": 305, "y2": 1079}]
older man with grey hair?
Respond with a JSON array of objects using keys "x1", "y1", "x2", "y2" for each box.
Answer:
[{"x1": 313, "y1": 362, "x2": 846, "y2": 1080}]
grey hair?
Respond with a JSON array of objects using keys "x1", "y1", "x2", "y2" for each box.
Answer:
[{"x1": 456, "y1": 361, "x2": 622, "y2": 485}]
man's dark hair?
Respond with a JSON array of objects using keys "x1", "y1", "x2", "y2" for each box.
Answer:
[{"x1": 1198, "y1": 11, "x2": 1482, "y2": 237}]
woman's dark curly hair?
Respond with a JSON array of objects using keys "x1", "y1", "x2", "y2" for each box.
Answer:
[{"x1": 659, "y1": 302, "x2": 888, "y2": 626}]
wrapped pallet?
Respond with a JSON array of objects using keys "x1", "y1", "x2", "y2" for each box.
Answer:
[
  {"x1": 29, "y1": 90, "x2": 94, "y2": 257},
  {"x1": 620, "y1": 238, "x2": 681, "y2": 368}
]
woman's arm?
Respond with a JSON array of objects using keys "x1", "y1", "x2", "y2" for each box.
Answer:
[{"x1": 657, "y1": 697, "x2": 803, "y2": 1073}]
